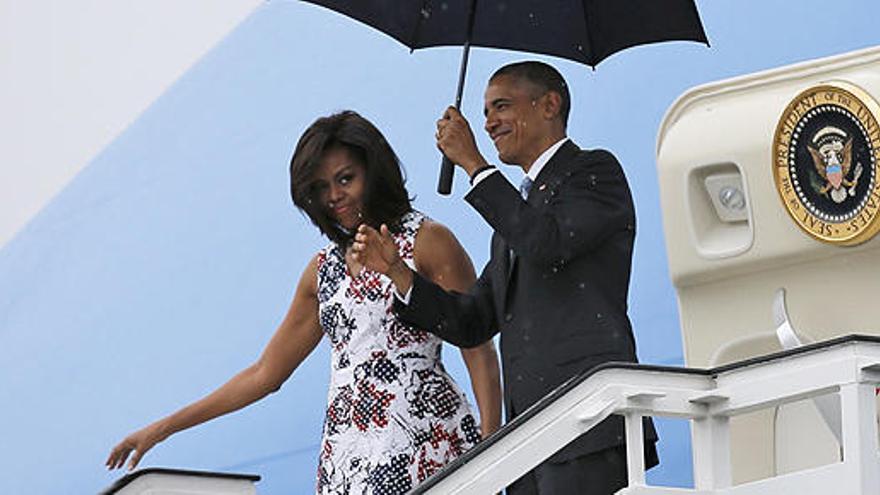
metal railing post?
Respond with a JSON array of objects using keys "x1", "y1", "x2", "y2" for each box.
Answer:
[
  {"x1": 840, "y1": 382, "x2": 880, "y2": 493},
  {"x1": 691, "y1": 414, "x2": 731, "y2": 490},
  {"x1": 624, "y1": 412, "x2": 647, "y2": 486}
]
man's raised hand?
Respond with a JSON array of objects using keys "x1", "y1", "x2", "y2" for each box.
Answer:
[{"x1": 436, "y1": 106, "x2": 488, "y2": 176}]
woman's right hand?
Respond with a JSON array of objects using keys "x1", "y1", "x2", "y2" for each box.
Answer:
[
  {"x1": 104, "y1": 256, "x2": 325, "y2": 474},
  {"x1": 105, "y1": 421, "x2": 168, "y2": 471}
]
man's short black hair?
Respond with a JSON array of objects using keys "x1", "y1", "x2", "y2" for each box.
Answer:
[
  {"x1": 289, "y1": 111, "x2": 411, "y2": 246},
  {"x1": 491, "y1": 61, "x2": 571, "y2": 128}
]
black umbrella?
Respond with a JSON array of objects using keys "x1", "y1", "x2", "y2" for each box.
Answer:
[{"x1": 302, "y1": 0, "x2": 709, "y2": 194}]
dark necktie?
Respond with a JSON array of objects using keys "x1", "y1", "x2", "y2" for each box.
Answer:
[
  {"x1": 509, "y1": 176, "x2": 533, "y2": 273},
  {"x1": 519, "y1": 176, "x2": 533, "y2": 200}
]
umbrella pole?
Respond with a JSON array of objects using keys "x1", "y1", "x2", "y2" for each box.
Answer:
[{"x1": 437, "y1": 0, "x2": 478, "y2": 195}]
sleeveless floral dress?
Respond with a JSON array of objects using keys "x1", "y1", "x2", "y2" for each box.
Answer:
[{"x1": 315, "y1": 210, "x2": 480, "y2": 495}]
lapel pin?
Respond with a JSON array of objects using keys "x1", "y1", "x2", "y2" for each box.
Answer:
[{"x1": 539, "y1": 183, "x2": 547, "y2": 191}]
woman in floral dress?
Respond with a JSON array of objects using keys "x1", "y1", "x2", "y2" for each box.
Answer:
[{"x1": 106, "y1": 111, "x2": 501, "y2": 495}]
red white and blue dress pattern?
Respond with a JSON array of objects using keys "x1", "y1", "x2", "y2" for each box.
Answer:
[{"x1": 315, "y1": 210, "x2": 480, "y2": 495}]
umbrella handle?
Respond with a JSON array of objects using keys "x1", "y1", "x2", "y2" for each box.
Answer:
[
  {"x1": 438, "y1": 156, "x2": 455, "y2": 195},
  {"x1": 436, "y1": 0, "x2": 477, "y2": 196}
]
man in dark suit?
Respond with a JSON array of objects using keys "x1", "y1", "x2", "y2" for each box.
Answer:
[{"x1": 353, "y1": 61, "x2": 657, "y2": 494}]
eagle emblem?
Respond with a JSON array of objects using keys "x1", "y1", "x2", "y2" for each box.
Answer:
[
  {"x1": 807, "y1": 126, "x2": 863, "y2": 203},
  {"x1": 773, "y1": 82, "x2": 880, "y2": 245}
]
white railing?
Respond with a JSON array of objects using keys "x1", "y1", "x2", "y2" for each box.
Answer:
[
  {"x1": 100, "y1": 468, "x2": 260, "y2": 495},
  {"x1": 413, "y1": 335, "x2": 880, "y2": 495},
  {"x1": 102, "y1": 337, "x2": 880, "y2": 495}
]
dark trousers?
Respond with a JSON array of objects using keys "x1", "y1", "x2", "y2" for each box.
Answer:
[{"x1": 507, "y1": 444, "x2": 656, "y2": 495}]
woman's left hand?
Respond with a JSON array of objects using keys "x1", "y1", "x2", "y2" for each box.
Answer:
[
  {"x1": 352, "y1": 224, "x2": 398, "y2": 273},
  {"x1": 352, "y1": 224, "x2": 413, "y2": 294}
]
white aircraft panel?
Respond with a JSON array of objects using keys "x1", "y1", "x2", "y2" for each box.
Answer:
[{"x1": 0, "y1": 0, "x2": 262, "y2": 248}]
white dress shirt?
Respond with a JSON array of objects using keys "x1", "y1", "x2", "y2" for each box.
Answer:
[{"x1": 470, "y1": 136, "x2": 569, "y2": 186}]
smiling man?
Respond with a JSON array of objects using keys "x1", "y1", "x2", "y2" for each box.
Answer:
[{"x1": 353, "y1": 61, "x2": 658, "y2": 494}]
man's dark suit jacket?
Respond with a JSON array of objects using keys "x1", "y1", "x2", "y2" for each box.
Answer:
[{"x1": 395, "y1": 140, "x2": 657, "y2": 463}]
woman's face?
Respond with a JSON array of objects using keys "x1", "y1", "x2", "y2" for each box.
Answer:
[{"x1": 312, "y1": 146, "x2": 367, "y2": 231}]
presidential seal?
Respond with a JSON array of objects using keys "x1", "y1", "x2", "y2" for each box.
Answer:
[{"x1": 773, "y1": 82, "x2": 880, "y2": 245}]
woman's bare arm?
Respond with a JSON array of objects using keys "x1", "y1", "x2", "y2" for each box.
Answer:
[
  {"x1": 459, "y1": 343, "x2": 502, "y2": 437},
  {"x1": 106, "y1": 255, "x2": 324, "y2": 470},
  {"x1": 414, "y1": 221, "x2": 502, "y2": 438}
]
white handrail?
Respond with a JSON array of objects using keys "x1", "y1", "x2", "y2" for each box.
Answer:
[
  {"x1": 101, "y1": 468, "x2": 260, "y2": 495},
  {"x1": 415, "y1": 336, "x2": 880, "y2": 495}
]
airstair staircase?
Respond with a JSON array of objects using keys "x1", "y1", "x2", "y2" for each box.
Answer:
[{"x1": 103, "y1": 334, "x2": 880, "y2": 495}]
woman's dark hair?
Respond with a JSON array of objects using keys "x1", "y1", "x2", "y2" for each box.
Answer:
[{"x1": 290, "y1": 111, "x2": 411, "y2": 246}]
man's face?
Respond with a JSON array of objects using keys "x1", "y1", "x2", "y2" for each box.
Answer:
[{"x1": 483, "y1": 75, "x2": 548, "y2": 168}]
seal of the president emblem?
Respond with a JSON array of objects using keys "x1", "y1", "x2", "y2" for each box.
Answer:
[{"x1": 773, "y1": 82, "x2": 880, "y2": 245}]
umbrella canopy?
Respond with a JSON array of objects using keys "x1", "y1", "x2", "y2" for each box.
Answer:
[
  {"x1": 303, "y1": 0, "x2": 707, "y2": 68},
  {"x1": 302, "y1": 0, "x2": 709, "y2": 193}
]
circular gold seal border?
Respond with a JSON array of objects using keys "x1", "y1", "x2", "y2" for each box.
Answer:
[{"x1": 773, "y1": 81, "x2": 880, "y2": 246}]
